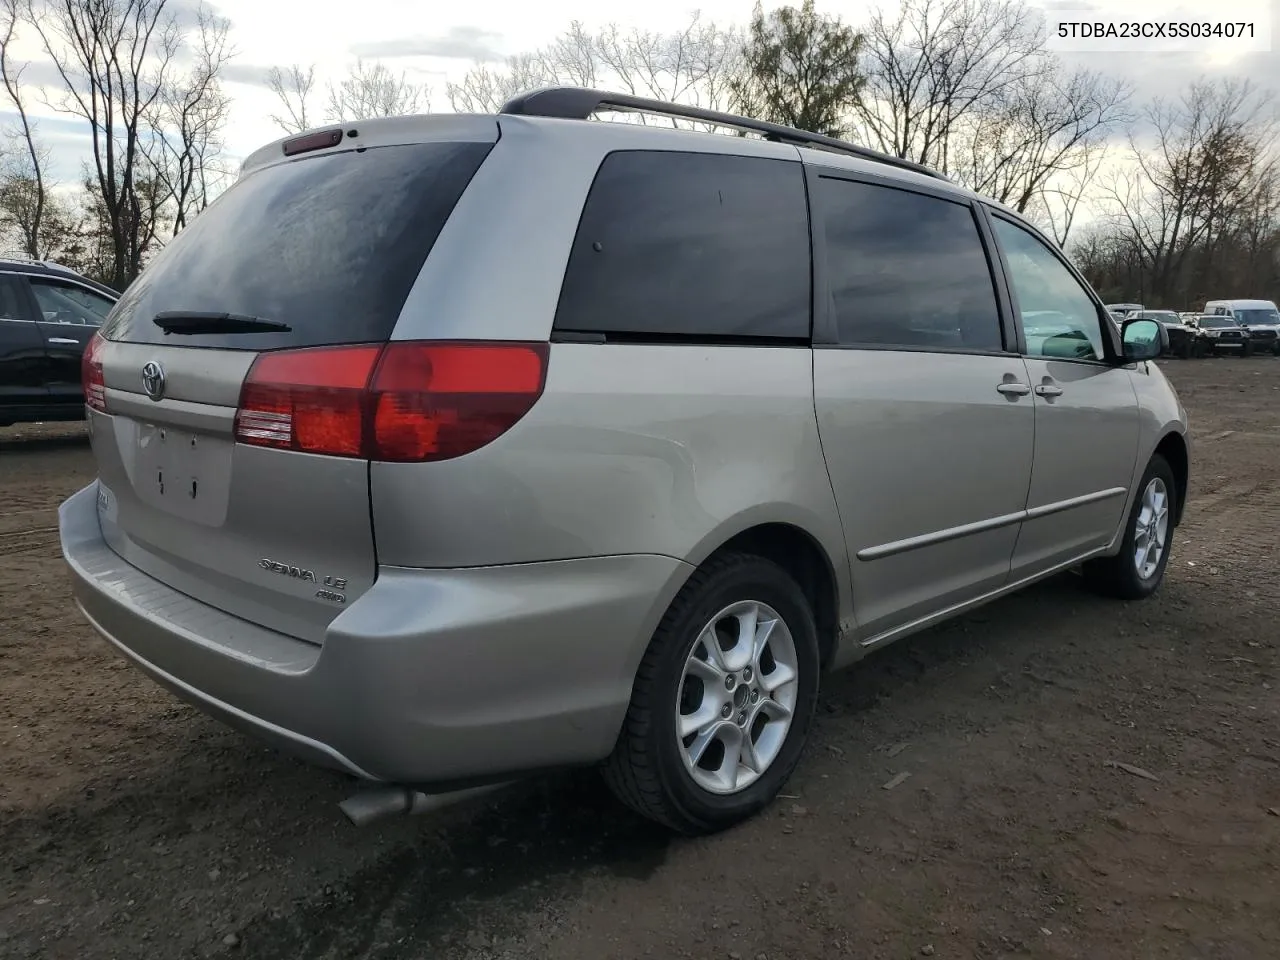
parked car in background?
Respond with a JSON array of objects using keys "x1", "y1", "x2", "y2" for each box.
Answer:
[
  {"x1": 58, "y1": 89, "x2": 1189, "y2": 834},
  {"x1": 1106, "y1": 303, "x2": 1144, "y2": 319},
  {"x1": 0, "y1": 258, "x2": 119, "y2": 427},
  {"x1": 1189, "y1": 314, "x2": 1252, "y2": 356},
  {"x1": 1135, "y1": 309, "x2": 1181, "y2": 325},
  {"x1": 1135, "y1": 310, "x2": 1202, "y2": 358},
  {"x1": 1203, "y1": 299, "x2": 1280, "y2": 355}
]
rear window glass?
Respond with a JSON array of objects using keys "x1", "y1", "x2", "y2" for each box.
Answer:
[
  {"x1": 553, "y1": 150, "x2": 811, "y2": 342},
  {"x1": 102, "y1": 140, "x2": 493, "y2": 350}
]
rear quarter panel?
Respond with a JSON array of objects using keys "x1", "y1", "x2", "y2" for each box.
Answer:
[{"x1": 370, "y1": 343, "x2": 849, "y2": 586}]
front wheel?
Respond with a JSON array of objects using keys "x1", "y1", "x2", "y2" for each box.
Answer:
[
  {"x1": 1083, "y1": 454, "x2": 1176, "y2": 600},
  {"x1": 603, "y1": 552, "x2": 820, "y2": 834},
  {"x1": 1242, "y1": 343, "x2": 1253, "y2": 357}
]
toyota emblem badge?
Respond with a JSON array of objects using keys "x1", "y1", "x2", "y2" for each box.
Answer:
[{"x1": 141, "y1": 361, "x2": 166, "y2": 402}]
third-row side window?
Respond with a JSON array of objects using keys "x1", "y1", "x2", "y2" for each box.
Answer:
[
  {"x1": 816, "y1": 175, "x2": 1004, "y2": 353},
  {"x1": 554, "y1": 150, "x2": 811, "y2": 341}
]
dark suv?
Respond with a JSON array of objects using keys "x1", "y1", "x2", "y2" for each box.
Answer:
[{"x1": 0, "y1": 258, "x2": 119, "y2": 427}]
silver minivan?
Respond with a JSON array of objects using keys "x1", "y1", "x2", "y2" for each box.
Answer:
[{"x1": 60, "y1": 88, "x2": 1189, "y2": 834}]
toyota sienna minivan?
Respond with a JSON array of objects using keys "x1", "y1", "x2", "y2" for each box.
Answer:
[{"x1": 60, "y1": 88, "x2": 1189, "y2": 834}]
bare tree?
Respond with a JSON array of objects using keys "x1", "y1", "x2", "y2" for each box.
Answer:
[
  {"x1": 1097, "y1": 79, "x2": 1278, "y2": 304},
  {"x1": 593, "y1": 13, "x2": 742, "y2": 124},
  {"x1": 445, "y1": 23, "x2": 597, "y2": 115},
  {"x1": 1029, "y1": 140, "x2": 1105, "y2": 247},
  {"x1": 147, "y1": 7, "x2": 233, "y2": 234},
  {"x1": 1233, "y1": 165, "x2": 1280, "y2": 293},
  {"x1": 541, "y1": 20, "x2": 598, "y2": 89},
  {"x1": 325, "y1": 58, "x2": 428, "y2": 122},
  {"x1": 446, "y1": 53, "x2": 555, "y2": 113},
  {"x1": 0, "y1": 0, "x2": 46, "y2": 257},
  {"x1": 266, "y1": 63, "x2": 315, "y2": 134},
  {"x1": 949, "y1": 66, "x2": 1129, "y2": 212},
  {"x1": 446, "y1": 15, "x2": 741, "y2": 124},
  {"x1": 853, "y1": 0, "x2": 1047, "y2": 171},
  {"x1": 25, "y1": 0, "x2": 183, "y2": 288}
]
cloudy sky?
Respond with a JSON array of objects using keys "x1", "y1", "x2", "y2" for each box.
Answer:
[{"x1": 2, "y1": 0, "x2": 1278, "y2": 185}]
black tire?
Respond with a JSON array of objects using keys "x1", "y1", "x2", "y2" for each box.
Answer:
[
  {"x1": 1083, "y1": 454, "x2": 1177, "y2": 601},
  {"x1": 1242, "y1": 343, "x2": 1253, "y2": 358},
  {"x1": 603, "y1": 552, "x2": 820, "y2": 834},
  {"x1": 1273, "y1": 341, "x2": 1280, "y2": 357}
]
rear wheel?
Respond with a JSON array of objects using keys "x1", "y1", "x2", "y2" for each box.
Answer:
[
  {"x1": 1083, "y1": 454, "x2": 1176, "y2": 600},
  {"x1": 603, "y1": 552, "x2": 820, "y2": 834}
]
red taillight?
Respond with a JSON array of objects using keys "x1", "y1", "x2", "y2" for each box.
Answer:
[
  {"x1": 82, "y1": 331, "x2": 106, "y2": 412},
  {"x1": 235, "y1": 344, "x2": 380, "y2": 456},
  {"x1": 233, "y1": 341, "x2": 549, "y2": 462}
]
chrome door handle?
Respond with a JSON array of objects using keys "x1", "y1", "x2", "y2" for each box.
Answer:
[
  {"x1": 47, "y1": 337, "x2": 78, "y2": 345},
  {"x1": 996, "y1": 382, "x2": 1031, "y2": 396},
  {"x1": 1034, "y1": 384, "x2": 1064, "y2": 397}
]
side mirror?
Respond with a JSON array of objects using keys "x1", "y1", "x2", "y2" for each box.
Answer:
[{"x1": 1121, "y1": 317, "x2": 1166, "y2": 361}]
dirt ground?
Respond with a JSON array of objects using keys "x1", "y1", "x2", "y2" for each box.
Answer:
[{"x1": 1, "y1": 357, "x2": 1278, "y2": 960}]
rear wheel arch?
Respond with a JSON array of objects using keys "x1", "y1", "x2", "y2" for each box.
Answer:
[{"x1": 689, "y1": 522, "x2": 842, "y2": 671}]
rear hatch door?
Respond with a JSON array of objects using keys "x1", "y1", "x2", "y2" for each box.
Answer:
[{"x1": 90, "y1": 125, "x2": 496, "y2": 643}]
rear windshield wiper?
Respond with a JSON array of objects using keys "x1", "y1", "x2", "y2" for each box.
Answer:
[{"x1": 153, "y1": 311, "x2": 292, "y2": 335}]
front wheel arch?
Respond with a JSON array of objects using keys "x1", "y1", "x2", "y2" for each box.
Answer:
[{"x1": 1153, "y1": 431, "x2": 1189, "y2": 527}]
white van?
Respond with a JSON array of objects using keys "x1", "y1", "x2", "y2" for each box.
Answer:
[{"x1": 1204, "y1": 299, "x2": 1280, "y2": 354}]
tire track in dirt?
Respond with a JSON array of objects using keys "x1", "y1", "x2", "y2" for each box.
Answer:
[{"x1": 0, "y1": 525, "x2": 60, "y2": 556}]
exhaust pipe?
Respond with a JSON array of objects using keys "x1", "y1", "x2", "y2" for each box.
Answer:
[{"x1": 339, "y1": 783, "x2": 509, "y2": 827}]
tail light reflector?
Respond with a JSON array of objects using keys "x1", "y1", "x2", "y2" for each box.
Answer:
[
  {"x1": 82, "y1": 331, "x2": 107, "y2": 412},
  {"x1": 234, "y1": 341, "x2": 549, "y2": 462}
]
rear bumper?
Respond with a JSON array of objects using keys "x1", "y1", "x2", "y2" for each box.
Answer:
[{"x1": 60, "y1": 482, "x2": 691, "y2": 785}]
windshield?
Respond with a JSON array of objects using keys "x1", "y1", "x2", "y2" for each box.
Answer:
[
  {"x1": 1235, "y1": 308, "x2": 1280, "y2": 326},
  {"x1": 1137, "y1": 311, "x2": 1179, "y2": 322},
  {"x1": 1199, "y1": 316, "x2": 1237, "y2": 328}
]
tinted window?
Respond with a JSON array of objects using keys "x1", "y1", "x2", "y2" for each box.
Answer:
[
  {"x1": 0, "y1": 276, "x2": 30, "y2": 321},
  {"x1": 102, "y1": 141, "x2": 493, "y2": 350},
  {"x1": 554, "y1": 151, "x2": 810, "y2": 341},
  {"x1": 31, "y1": 278, "x2": 115, "y2": 326},
  {"x1": 816, "y1": 177, "x2": 1002, "y2": 351},
  {"x1": 992, "y1": 216, "x2": 1105, "y2": 361}
]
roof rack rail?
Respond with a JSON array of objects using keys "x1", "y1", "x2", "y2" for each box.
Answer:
[
  {"x1": 0, "y1": 254, "x2": 69, "y2": 270},
  {"x1": 499, "y1": 86, "x2": 949, "y2": 182}
]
